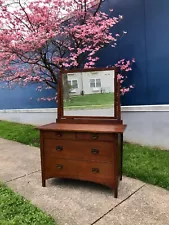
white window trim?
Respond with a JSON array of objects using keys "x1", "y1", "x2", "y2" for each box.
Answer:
[
  {"x1": 68, "y1": 79, "x2": 78, "y2": 89},
  {"x1": 90, "y1": 78, "x2": 101, "y2": 88}
]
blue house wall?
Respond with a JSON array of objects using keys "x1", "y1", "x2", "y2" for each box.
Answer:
[
  {"x1": 0, "y1": 84, "x2": 56, "y2": 109},
  {"x1": 0, "y1": 0, "x2": 169, "y2": 109},
  {"x1": 101, "y1": 0, "x2": 169, "y2": 106}
]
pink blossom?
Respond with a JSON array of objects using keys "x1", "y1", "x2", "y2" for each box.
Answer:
[
  {"x1": 117, "y1": 74, "x2": 123, "y2": 80},
  {"x1": 0, "y1": 0, "x2": 134, "y2": 100}
]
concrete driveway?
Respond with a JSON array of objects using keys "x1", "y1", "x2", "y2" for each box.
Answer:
[{"x1": 0, "y1": 138, "x2": 169, "y2": 225}]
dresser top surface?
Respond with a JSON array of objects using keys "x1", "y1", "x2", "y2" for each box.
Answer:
[{"x1": 37, "y1": 123, "x2": 126, "y2": 133}]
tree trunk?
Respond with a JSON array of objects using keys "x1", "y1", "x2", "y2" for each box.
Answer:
[{"x1": 63, "y1": 73, "x2": 70, "y2": 101}]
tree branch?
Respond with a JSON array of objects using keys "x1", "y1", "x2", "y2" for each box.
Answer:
[
  {"x1": 18, "y1": 0, "x2": 35, "y2": 31},
  {"x1": 93, "y1": 0, "x2": 102, "y2": 16}
]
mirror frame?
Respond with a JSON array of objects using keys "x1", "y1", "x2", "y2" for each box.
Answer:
[{"x1": 56, "y1": 67, "x2": 122, "y2": 124}]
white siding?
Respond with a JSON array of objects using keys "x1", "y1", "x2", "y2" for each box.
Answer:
[
  {"x1": 67, "y1": 72, "x2": 82, "y2": 95},
  {"x1": 67, "y1": 70, "x2": 115, "y2": 95}
]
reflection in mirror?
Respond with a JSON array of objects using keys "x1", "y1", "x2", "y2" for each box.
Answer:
[{"x1": 62, "y1": 70, "x2": 115, "y2": 117}]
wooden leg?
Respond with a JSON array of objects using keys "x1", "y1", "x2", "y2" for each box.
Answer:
[
  {"x1": 114, "y1": 187, "x2": 118, "y2": 198},
  {"x1": 120, "y1": 134, "x2": 123, "y2": 181},
  {"x1": 42, "y1": 179, "x2": 46, "y2": 187}
]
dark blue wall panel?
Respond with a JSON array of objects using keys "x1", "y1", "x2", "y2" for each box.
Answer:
[
  {"x1": 97, "y1": 0, "x2": 148, "y2": 105},
  {"x1": 0, "y1": 84, "x2": 56, "y2": 109},
  {"x1": 145, "y1": 0, "x2": 169, "y2": 104},
  {"x1": 114, "y1": 0, "x2": 148, "y2": 105},
  {"x1": 99, "y1": 0, "x2": 169, "y2": 105}
]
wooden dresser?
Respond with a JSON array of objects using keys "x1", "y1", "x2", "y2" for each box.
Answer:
[
  {"x1": 38, "y1": 67, "x2": 127, "y2": 198},
  {"x1": 38, "y1": 123, "x2": 126, "y2": 198}
]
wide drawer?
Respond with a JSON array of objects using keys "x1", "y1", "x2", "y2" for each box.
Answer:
[
  {"x1": 43, "y1": 131, "x2": 76, "y2": 140},
  {"x1": 44, "y1": 158, "x2": 114, "y2": 180},
  {"x1": 44, "y1": 139, "x2": 115, "y2": 162},
  {"x1": 76, "y1": 132, "x2": 116, "y2": 142}
]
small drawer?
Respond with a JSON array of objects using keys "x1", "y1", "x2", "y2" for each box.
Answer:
[
  {"x1": 44, "y1": 158, "x2": 114, "y2": 181},
  {"x1": 43, "y1": 131, "x2": 76, "y2": 140},
  {"x1": 44, "y1": 139, "x2": 115, "y2": 162},
  {"x1": 44, "y1": 158, "x2": 80, "y2": 178},
  {"x1": 76, "y1": 132, "x2": 116, "y2": 142},
  {"x1": 80, "y1": 161, "x2": 114, "y2": 180}
]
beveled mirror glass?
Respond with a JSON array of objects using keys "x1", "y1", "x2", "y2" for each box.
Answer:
[{"x1": 61, "y1": 68, "x2": 116, "y2": 118}]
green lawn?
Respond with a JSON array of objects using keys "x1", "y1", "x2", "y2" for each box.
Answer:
[
  {"x1": 0, "y1": 121, "x2": 39, "y2": 147},
  {"x1": 0, "y1": 183, "x2": 56, "y2": 225},
  {"x1": 0, "y1": 120, "x2": 169, "y2": 191},
  {"x1": 123, "y1": 143, "x2": 169, "y2": 189},
  {"x1": 64, "y1": 93, "x2": 114, "y2": 109}
]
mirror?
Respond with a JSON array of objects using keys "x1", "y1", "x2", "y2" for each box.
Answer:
[{"x1": 62, "y1": 69, "x2": 115, "y2": 118}]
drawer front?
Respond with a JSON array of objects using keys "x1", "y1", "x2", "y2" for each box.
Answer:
[
  {"x1": 44, "y1": 139, "x2": 115, "y2": 162},
  {"x1": 45, "y1": 158, "x2": 78, "y2": 177},
  {"x1": 76, "y1": 132, "x2": 116, "y2": 142},
  {"x1": 43, "y1": 131, "x2": 76, "y2": 140},
  {"x1": 44, "y1": 158, "x2": 114, "y2": 181}
]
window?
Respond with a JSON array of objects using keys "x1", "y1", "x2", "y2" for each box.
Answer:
[
  {"x1": 90, "y1": 78, "x2": 101, "y2": 88},
  {"x1": 68, "y1": 80, "x2": 78, "y2": 89},
  {"x1": 72, "y1": 80, "x2": 78, "y2": 88},
  {"x1": 96, "y1": 79, "x2": 101, "y2": 87},
  {"x1": 68, "y1": 80, "x2": 71, "y2": 86},
  {"x1": 90, "y1": 79, "x2": 95, "y2": 87}
]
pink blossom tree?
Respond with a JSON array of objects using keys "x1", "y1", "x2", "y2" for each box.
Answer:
[{"x1": 0, "y1": 0, "x2": 134, "y2": 101}]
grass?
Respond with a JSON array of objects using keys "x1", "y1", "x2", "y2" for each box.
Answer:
[
  {"x1": 0, "y1": 120, "x2": 169, "y2": 191},
  {"x1": 64, "y1": 93, "x2": 114, "y2": 109},
  {"x1": 123, "y1": 143, "x2": 169, "y2": 189},
  {"x1": 0, "y1": 120, "x2": 39, "y2": 147},
  {"x1": 0, "y1": 183, "x2": 56, "y2": 225}
]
